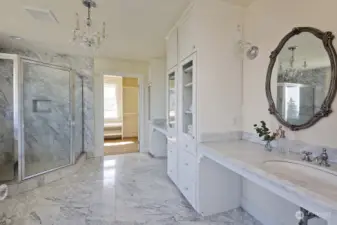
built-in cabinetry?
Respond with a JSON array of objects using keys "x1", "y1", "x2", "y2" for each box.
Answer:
[
  {"x1": 166, "y1": 4, "x2": 198, "y2": 209},
  {"x1": 165, "y1": 0, "x2": 244, "y2": 213}
]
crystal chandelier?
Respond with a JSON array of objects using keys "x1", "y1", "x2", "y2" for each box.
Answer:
[
  {"x1": 73, "y1": 0, "x2": 107, "y2": 48},
  {"x1": 279, "y1": 46, "x2": 308, "y2": 80}
]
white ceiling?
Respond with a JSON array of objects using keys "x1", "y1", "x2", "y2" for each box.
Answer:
[
  {"x1": 0, "y1": 0, "x2": 254, "y2": 61},
  {"x1": 0, "y1": 0, "x2": 192, "y2": 60}
]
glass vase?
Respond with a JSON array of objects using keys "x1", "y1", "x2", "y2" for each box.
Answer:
[{"x1": 265, "y1": 140, "x2": 273, "y2": 152}]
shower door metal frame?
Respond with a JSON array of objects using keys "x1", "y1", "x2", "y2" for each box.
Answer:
[
  {"x1": 18, "y1": 57, "x2": 76, "y2": 181},
  {"x1": 0, "y1": 53, "x2": 21, "y2": 181}
]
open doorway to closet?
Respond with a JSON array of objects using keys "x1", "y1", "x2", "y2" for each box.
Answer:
[{"x1": 103, "y1": 75, "x2": 139, "y2": 155}]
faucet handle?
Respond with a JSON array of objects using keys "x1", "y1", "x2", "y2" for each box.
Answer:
[
  {"x1": 301, "y1": 151, "x2": 313, "y2": 162},
  {"x1": 302, "y1": 151, "x2": 312, "y2": 156}
]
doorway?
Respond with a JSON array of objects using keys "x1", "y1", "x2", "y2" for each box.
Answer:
[{"x1": 103, "y1": 75, "x2": 140, "y2": 155}]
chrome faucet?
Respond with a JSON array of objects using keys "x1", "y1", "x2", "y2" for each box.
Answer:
[
  {"x1": 314, "y1": 148, "x2": 330, "y2": 167},
  {"x1": 301, "y1": 151, "x2": 313, "y2": 162}
]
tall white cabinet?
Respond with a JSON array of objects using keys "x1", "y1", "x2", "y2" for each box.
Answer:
[{"x1": 165, "y1": 0, "x2": 244, "y2": 213}]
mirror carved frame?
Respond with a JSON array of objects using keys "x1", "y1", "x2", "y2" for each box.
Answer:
[{"x1": 266, "y1": 27, "x2": 337, "y2": 131}]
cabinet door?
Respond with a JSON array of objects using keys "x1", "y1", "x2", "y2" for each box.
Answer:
[
  {"x1": 167, "y1": 67, "x2": 177, "y2": 136},
  {"x1": 167, "y1": 139, "x2": 177, "y2": 184},
  {"x1": 178, "y1": 14, "x2": 196, "y2": 61},
  {"x1": 166, "y1": 28, "x2": 178, "y2": 70},
  {"x1": 179, "y1": 53, "x2": 197, "y2": 140}
]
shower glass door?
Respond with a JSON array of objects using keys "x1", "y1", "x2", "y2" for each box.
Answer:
[
  {"x1": 22, "y1": 60, "x2": 72, "y2": 178},
  {"x1": 0, "y1": 57, "x2": 16, "y2": 182}
]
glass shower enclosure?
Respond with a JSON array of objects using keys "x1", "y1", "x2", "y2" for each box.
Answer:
[{"x1": 0, "y1": 53, "x2": 84, "y2": 182}]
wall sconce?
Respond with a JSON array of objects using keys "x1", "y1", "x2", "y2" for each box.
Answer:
[{"x1": 238, "y1": 40, "x2": 259, "y2": 60}]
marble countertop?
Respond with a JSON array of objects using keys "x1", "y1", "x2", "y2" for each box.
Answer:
[{"x1": 198, "y1": 140, "x2": 337, "y2": 220}]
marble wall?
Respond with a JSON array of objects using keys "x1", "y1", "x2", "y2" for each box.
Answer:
[
  {"x1": 0, "y1": 59, "x2": 15, "y2": 181},
  {"x1": 22, "y1": 62, "x2": 72, "y2": 176}
]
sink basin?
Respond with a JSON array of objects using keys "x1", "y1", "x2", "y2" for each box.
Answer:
[{"x1": 263, "y1": 160, "x2": 337, "y2": 190}]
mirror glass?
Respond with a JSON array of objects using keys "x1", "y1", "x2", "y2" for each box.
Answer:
[{"x1": 275, "y1": 32, "x2": 331, "y2": 125}]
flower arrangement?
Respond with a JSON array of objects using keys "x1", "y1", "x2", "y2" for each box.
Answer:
[
  {"x1": 253, "y1": 121, "x2": 279, "y2": 151},
  {"x1": 253, "y1": 121, "x2": 277, "y2": 141}
]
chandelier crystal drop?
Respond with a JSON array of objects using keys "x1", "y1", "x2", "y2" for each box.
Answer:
[{"x1": 72, "y1": 0, "x2": 107, "y2": 49}]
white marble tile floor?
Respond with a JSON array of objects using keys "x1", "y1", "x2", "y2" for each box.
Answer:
[{"x1": 0, "y1": 153, "x2": 262, "y2": 225}]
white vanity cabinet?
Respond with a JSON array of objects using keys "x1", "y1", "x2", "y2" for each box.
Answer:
[{"x1": 166, "y1": 28, "x2": 178, "y2": 70}]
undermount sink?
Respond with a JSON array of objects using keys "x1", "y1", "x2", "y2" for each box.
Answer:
[{"x1": 263, "y1": 160, "x2": 337, "y2": 188}]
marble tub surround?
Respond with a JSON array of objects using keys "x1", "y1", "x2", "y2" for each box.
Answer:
[
  {"x1": 242, "y1": 132, "x2": 337, "y2": 163},
  {"x1": 0, "y1": 153, "x2": 261, "y2": 225},
  {"x1": 198, "y1": 140, "x2": 337, "y2": 224}
]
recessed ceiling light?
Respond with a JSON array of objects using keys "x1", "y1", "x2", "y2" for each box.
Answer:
[{"x1": 9, "y1": 36, "x2": 23, "y2": 40}]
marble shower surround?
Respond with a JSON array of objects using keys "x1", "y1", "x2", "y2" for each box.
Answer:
[
  {"x1": 0, "y1": 44, "x2": 95, "y2": 156},
  {"x1": 0, "y1": 59, "x2": 14, "y2": 166}
]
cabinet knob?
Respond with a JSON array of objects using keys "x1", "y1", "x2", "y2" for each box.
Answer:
[
  {"x1": 185, "y1": 144, "x2": 188, "y2": 148},
  {"x1": 193, "y1": 45, "x2": 196, "y2": 49},
  {"x1": 185, "y1": 163, "x2": 189, "y2": 166},
  {"x1": 184, "y1": 187, "x2": 189, "y2": 191}
]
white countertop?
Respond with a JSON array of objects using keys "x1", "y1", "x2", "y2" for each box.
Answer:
[{"x1": 198, "y1": 140, "x2": 337, "y2": 220}]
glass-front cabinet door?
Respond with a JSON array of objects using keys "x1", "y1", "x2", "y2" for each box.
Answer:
[{"x1": 167, "y1": 67, "x2": 177, "y2": 136}]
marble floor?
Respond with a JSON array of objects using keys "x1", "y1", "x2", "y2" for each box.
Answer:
[
  {"x1": 104, "y1": 138, "x2": 139, "y2": 156},
  {"x1": 0, "y1": 153, "x2": 262, "y2": 225}
]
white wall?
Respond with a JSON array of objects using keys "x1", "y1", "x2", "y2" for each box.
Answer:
[
  {"x1": 241, "y1": 0, "x2": 337, "y2": 224},
  {"x1": 242, "y1": 0, "x2": 337, "y2": 147},
  {"x1": 94, "y1": 57, "x2": 149, "y2": 156}
]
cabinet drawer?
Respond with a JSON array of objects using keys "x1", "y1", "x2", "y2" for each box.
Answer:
[
  {"x1": 181, "y1": 139, "x2": 196, "y2": 155},
  {"x1": 179, "y1": 177, "x2": 195, "y2": 206},
  {"x1": 179, "y1": 150, "x2": 197, "y2": 182},
  {"x1": 167, "y1": 139, "x2": 176, "y2": 151},
  {"x1": 167, "y1": 142, "x2": 177, "y2": 183}
]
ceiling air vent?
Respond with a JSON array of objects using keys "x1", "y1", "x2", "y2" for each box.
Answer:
[{"x1": 25, "y1": 7, "x2": 58, "y2": 23}]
